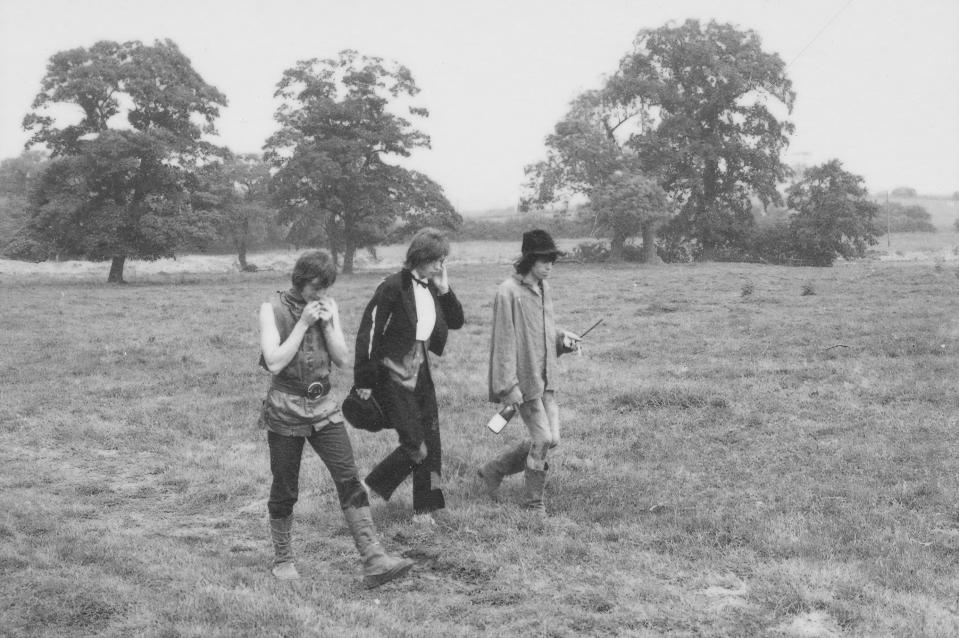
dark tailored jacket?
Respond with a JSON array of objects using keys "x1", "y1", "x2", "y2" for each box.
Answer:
[{"x1": 354, "y1": 268, "x2": 465, "y2": 390}]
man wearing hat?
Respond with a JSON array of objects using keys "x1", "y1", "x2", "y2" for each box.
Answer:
[{"x1": 478, "y1": 229, "x2": 581, "y2": 514}]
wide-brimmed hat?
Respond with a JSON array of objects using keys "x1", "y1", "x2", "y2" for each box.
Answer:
[{"x1": 521, "y1": 229, "x2": 564, "y2": 257}]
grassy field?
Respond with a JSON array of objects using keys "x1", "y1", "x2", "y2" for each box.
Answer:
[{"x1": 2, "y1": 246, "x2": 959, "y2": 637}]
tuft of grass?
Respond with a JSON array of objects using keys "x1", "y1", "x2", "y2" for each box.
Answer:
[
  {"x1": 801, "y1": 281, "x2": 815, "y2": 296},
  {"x1": 741, "y1": 280, "x2": 755, "y2": 297}
]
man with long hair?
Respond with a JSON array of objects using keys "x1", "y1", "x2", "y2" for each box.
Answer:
[{"x1": 478, "y1": 230, "x2": 581, "y2": 514}]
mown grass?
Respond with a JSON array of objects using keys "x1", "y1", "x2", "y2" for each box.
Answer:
[{"x1": 2, "y1": 253, "x2": 959, "y2": 636}]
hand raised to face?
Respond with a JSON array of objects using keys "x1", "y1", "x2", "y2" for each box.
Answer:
[
  {"x1": 300, "y1": 298, "x2": 335, "y2": 326},
  {"x1": 430, "y1": 261, "x2": 449, "y2": 294}
]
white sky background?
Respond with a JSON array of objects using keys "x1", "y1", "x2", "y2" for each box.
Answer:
[{"x1": 1, "y1": 0, "x2": 957, "y2": 211}]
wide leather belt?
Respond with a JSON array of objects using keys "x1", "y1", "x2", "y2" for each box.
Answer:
[{"x1": 271, "y1": 377, "x2": 331, "y2": 400}]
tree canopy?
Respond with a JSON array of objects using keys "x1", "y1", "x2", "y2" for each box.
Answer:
[
  {"x1": 526, "y1": 19, "x2": 795, "y2": 259},
  {"x1": 17, "y1": 39, "x2": 227, "y2": 281},
  {"x1": 264, "y1": 49, "x2": 459, "y2": 273},
  {"x1": 586, "y1": 171, "x2": 670, "y2": 262},
  {"x1": 523, "y1": 88, "x2": 667, "y2": 262},
  {"x1": 785, "y1": 160, "x2": 880, "y2": 265},
  {"x1": 878, "y1": 202, "x2": 936, "y2": 233},
  {"x1": 192, "y1": 153, "x2": 276, "y2": 271}
]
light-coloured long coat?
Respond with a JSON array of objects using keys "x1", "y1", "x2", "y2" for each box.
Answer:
[{"x1": 488, "y1": 273, "x2": 568, "y2": 403}]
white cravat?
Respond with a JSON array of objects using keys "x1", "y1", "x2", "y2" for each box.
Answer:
[{"x1": 412, "y1": 275, "x2": 436, "y2": 341}]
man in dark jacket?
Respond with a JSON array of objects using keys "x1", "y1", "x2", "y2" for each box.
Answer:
[{"x1": 354, "y1": 228, "x2": 464, "y2": 524}]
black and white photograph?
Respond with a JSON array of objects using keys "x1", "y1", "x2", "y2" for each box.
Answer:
[{"x1": 1, "y1": 0, "x2": 958, "y2": 635}]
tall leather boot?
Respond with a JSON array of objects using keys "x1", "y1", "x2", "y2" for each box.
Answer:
[
  {"x1": 343, "y1": 506, "x2": 415, "y2": 589},
  {"x1": 269, "y1": 515, "x2": 300, "y2": 580},
  {"x1": 523, "y1": 465, "x2": 548, "y2": 514},
  {"x1": 478, "y1": 440, "x2": 531, "y2": 497}
]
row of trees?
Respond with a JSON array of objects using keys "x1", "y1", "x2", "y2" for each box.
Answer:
[
  {"x1": 4, "y1": 41, "x2": 458, "y2": 281},
  {"x1": 3, "y1": 22, "x2": 926, "y2": 279}
]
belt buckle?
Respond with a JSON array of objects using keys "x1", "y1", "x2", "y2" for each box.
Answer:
[{"x1": 306, "y1": 381, "x2": 327, "y2": 400}]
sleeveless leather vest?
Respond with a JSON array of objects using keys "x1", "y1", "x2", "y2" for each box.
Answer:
[{"x1": 269, "y1": 290, "x2": 331, "y2": 389}]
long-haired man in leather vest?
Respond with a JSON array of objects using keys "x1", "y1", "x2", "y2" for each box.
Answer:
[{"x1": 258, "y1": 249, "x2": 413, "y2": 587}]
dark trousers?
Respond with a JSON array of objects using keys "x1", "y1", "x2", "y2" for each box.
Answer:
[
  {"x1": 365, "y1": 366, "x2": 445, "y2": 513},
  {"x1": 267, "y1": 423, "x2": 368, "y2": 520}
]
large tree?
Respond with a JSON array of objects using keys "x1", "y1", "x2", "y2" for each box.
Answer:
[
  {"x1": 19, "y1": 39, "x2": 227, "y2": 281},
  {"x1": 523, "y1": 91, "x2": 669, "y2": 262},
  {"x1": 527, "y1": 19, "x2": 795, "y2": 258},
  {"x1": 264, "y1": 49, "x2": 459, "y2": 273},
  {"x1": 785, "y1": 160, "x2": 880, "y2": 266}
]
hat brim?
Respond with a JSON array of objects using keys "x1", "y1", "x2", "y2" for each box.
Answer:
[{"x1": 525, "y1": 249, "x2": 565, "y2": 258}]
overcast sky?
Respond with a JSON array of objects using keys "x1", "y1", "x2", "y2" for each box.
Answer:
[{"x1": 1, "y1": 0, "x2": 957, "y2": 211}]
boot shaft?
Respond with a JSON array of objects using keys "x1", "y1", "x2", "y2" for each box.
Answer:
[
  {"x1": 343, "y1": 506, "x2": 415, "y2": 588},
  {"x1": 269, "y1": 515, "x2": 300, "y2": 579},
  {"x1": 523, "y1": 466, "x2": 548, "y2": 512},
  {"x1": 343, "y1": 506, "x2": 382, "y2": 560},
  {"x1": 269, "y1": 515, "x2": 295, "y2": 563}
]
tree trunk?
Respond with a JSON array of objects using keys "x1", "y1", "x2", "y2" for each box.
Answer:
[
  {"x1": 107, "y1": 256, "x2": 126, "y2": 283},
  {"x1": 237, "y1": 217, "x2": 249, "y2": 270},
  {"x1": 642, "y1": 224, "x2": 662, "y2": 264},
  {"x1": 237, "y1": 240, "x2": 248, "y2": 270},
  {"x1": 701, "y1": 157, "x2": 719, "y2": 249},
  {"x1": 608, "y1": 233, "x2": 625, "y2": 263},
  {"x1": 327, "y1": 216, "x2": 341, "y2": 272},
  {"x1": 342, "y1": 245, "x2": 356, "y2": 274}
]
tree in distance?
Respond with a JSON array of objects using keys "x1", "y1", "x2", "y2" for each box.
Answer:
[
  {"x1": 17, "y1": 39, "x2": 227, "y2": 282},
  {"x1": 0, "y1": 150, "x2": 48, "y2": 258},
  {"x1": 890, "y1": 186, "x2": 917, "y2": 198},
  {"x1": 784, "y1": 160, "x2": 880, "y2": 266},
  {"x1": 585, "y1": 170, "x2": 671, "y2": 262},
  {"x1": 523, "y1": 89, "x2": 670, "y2": 263},
  {"x1": 264, "y1": 49, "x2": 460, "y2": 274},
  {"x1": 877, "y1": 202, "x2": 936, "y2": 233},
  {"x1": 526, "y1": 19, "x2": 795, "y2": 261},
  {"x1": 192, "y1": 153, "x2": 277, "y2": 271}
]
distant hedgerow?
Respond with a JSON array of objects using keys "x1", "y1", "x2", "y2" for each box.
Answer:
[{"x1": 570, "y1": 240, "x2": 647, "y2": 263}]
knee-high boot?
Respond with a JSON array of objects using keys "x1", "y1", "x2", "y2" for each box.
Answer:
[
  {"x1": 343, "y1": 506, "x2": 415, "y2": 588},
  {"x1": 478, "y1": 440, "x2": 531, "y2": 497},
  {"x1": 269, "y1": 515, "x2": 300, "y2": 580},
  {"x1": 523, "y1": 464, "x2": 548, "y2": 514}
]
